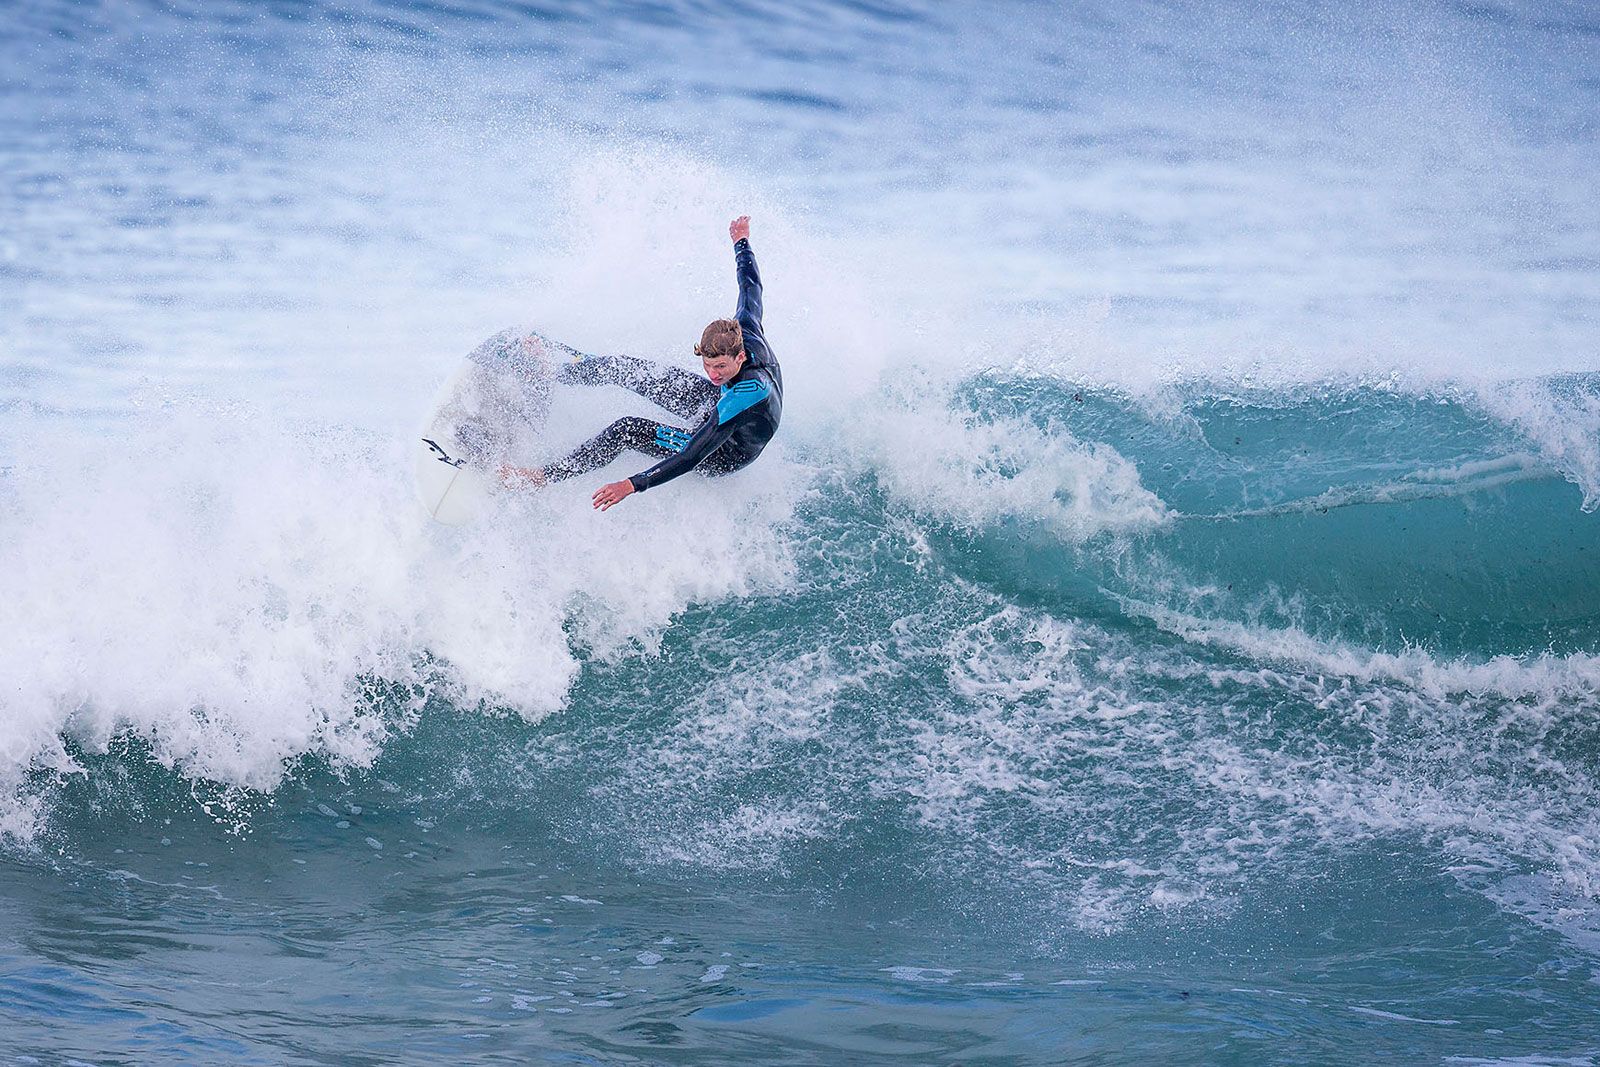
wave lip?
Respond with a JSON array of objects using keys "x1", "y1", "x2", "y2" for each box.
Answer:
[{"x1": 847, "y1": 395, "x2": 1170, "y2": 543}]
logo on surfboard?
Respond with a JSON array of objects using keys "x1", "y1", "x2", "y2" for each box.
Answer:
[{"x1": 422, "y1": 437, "x2": 466, "y2": 468}]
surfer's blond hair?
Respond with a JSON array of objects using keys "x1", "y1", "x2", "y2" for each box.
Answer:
[{"x1": 695, "y1": 319, "x2": 744, "y2": 360}]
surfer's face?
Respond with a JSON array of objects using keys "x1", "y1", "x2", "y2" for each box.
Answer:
[{"x1": 701, "y1": 349, "x2": 746, "y2": 386}]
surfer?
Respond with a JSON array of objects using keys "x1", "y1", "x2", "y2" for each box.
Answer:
[{"x1": 501, "y1": 215, "x2": 783, "y2": 511}]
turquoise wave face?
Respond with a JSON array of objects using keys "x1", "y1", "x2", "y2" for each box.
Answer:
[{"x1": 955, "y1": 375, "x2": 1600, "y2": 656}]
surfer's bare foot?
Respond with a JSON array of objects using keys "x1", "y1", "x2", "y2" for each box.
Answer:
[{"x1": 498, "y1": 464, "x2": 546, "y2": 489}]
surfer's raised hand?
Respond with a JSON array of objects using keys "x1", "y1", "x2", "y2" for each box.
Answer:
[
  {"x1": 729, "y1": 215, "x2": 750, "y2": 242},
  {"x1": 592, "y1": 478, "x2": 635, "y2": 511}
]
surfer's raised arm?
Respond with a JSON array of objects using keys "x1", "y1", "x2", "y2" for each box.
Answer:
[
  {"x1": 731, "y1": 215, "x2": 763, "y2": 332},
  {"x1": 728, "y1": 217, "x2": 778, "y2": 377}
]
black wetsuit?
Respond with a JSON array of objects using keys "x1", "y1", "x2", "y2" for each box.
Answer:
[{"x1": 542, "y1": 237, "x2": 783, "y2": 491}]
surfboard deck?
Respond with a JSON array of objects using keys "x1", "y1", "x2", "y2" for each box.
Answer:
[{"x1": 415, "y1": 328, "x2": 564, "y2": 525}]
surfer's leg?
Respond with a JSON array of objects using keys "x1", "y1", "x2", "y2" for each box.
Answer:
[
  {"x1": 541, "y1": 416, "x2": 687, "y2": 483},
  {"x1": 558, "y1": 355, "x2": 717, "y2": 420},
  {"x1": 468, "y1": 328, "x2": 593, "y2": 379}
]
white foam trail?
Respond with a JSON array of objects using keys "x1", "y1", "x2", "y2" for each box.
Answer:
[
  {"x1": 1213, "y1": 451, "x2": 1553, "y2": 518},
  {"x1": 1119, "y1": 596, "x2": 1600, "y2": 703},
  {"x1": 1348, "y1": 1007, "x2": 1459, "y2": 1025}
]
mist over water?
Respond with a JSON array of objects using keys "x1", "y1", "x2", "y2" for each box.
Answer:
[{"x1": 3, "y1": 1, "x2": 1600, "y2": 1063}]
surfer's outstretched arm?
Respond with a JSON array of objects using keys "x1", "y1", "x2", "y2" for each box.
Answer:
[
  {"x1": 590, "y1": 369, "x2": 772, "y2": 509},
  {"x1": 590, "y1": 416, "x2": 738, "y2": 511},
  {"x1": 547, "y1": 410, "x2": 732, "y2": 510},
  {"x1": 629, "y1": 414, "x2": 738, "y2": 493}
]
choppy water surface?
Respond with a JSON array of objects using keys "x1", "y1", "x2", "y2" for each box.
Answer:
[{"x1": 3, "y1": 1, "x2": 1600, "y2": 1063}]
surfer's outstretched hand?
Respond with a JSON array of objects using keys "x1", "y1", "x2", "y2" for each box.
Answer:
[
  {"x1": 729, "y1": 215, "x2": 750, "y2": 242},
  {"x1": 593, "y1": 478, "x2": 635, "y2": 511}
]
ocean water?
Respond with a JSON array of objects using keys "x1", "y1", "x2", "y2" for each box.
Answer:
[{"x1": 3, "y1": 0, "x2": 1600, "y2": 1063}]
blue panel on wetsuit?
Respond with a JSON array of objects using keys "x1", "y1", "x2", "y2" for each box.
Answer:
[
  {"x1": 716, "y1": 379, "x2": 770, "y2": 425},
  {"x1": 654, "y1": 425, "x2": 692, "y2": 453}
]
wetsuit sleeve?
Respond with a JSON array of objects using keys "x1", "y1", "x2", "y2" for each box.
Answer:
[
  {"x1": 734, "y1": 237, "x2": 763, "y2": 332},
  {"x1": 628, "y1": 415, "x2": 738, "y2": 493}
]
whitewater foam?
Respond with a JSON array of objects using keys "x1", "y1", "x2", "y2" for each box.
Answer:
[
  {"x1": 0, "y1": 401, "x2": 802, "y2": 843},
  {"x1": 1473, "y1": 377, "x2": 1600, "y2": 512},
  {"x1": 844, "y1": 383, "x2": 1171, "y2": 541}
]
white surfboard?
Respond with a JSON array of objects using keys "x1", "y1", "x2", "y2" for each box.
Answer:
[{"x1": 415, "y1": 328, "x2": 570, "y2": 525}]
